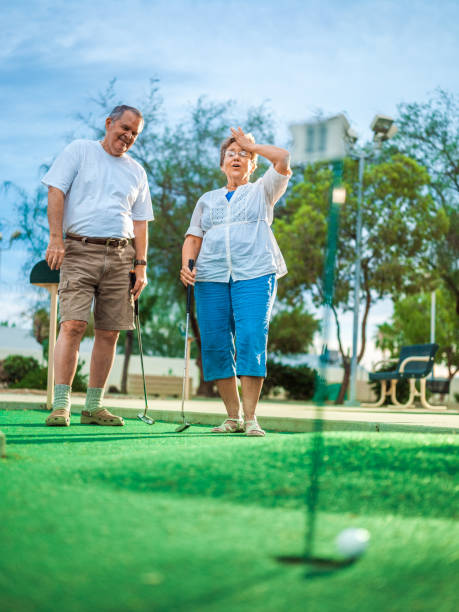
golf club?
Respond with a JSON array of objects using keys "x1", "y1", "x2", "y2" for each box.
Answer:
[
  {"x1": 176, "y1": 258, "x2": 194, "y2": 433},
  {"x1": 130, "y1": 271, "x2": 155, "y2": 425}
]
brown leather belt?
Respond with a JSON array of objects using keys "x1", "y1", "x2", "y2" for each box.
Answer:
[{"x1": 66, "y1": 233, "x2": 132, "y2": 248}]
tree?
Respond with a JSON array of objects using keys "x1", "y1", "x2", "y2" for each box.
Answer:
[
  {"x1": 393, "y1": 90, "x2": 459, "y2": 314},
  {"x1": 3, "y1": 182, "x2": 49, "y2": 264},
  {"x1": 275, "y1": 153, "x2": 448, "y2": 403},
  {"x1": 268, "y1": 305, "x2": 319, "y2": 355},
  {"x1": 376, "y1": 288, "x2": 459, "y2": 380}
]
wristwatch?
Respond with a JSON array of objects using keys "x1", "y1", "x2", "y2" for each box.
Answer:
[{"x1": 134, "y1": 259, "x2": 147, "y2": 266}]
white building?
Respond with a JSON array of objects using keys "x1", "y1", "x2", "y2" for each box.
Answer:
[{"x1": 289, "y1": 114, "x2": 351, "y2": 165}]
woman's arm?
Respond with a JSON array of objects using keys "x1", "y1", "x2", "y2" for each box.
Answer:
[
  {"x1": 231, "y1": 127, "x2": 291, "y2": 176},
  {"x1": 180, "y1": 234, "x2": 203, "y2": 286}
]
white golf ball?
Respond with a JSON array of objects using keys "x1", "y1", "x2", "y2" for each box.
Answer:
[{"x1": 336, "y1": 528, "x2": 370, "y2": 558}]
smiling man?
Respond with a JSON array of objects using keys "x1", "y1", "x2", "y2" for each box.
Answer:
[{"x1": 41, "y1": 105, "x2": 153, "y2": 427}]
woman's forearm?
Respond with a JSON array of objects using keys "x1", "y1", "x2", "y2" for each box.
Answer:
[
  {"x1": 182, "y1": 234, "x2": 203, "y2": 266},
  {"x1": 181, "y1": 234, "x2": 203, "y2": 286},
  {"x1": 252, "y1": 144, "x2": 291, "y2": 175}
]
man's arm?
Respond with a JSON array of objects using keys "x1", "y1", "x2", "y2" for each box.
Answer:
[
  {"x1": 46, "y1": 186, "x2": 66, "y2": 270},
  {"x1": 132, "y1": 220, "x2": 148, "y2": 300}
]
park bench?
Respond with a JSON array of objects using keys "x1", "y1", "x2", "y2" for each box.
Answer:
[
  {"x1": 362, "y1": 343, "x2": 445, "y2": 410},
  {"x1": 127, "y1": 374, "x2": 192, "y2": 398}
]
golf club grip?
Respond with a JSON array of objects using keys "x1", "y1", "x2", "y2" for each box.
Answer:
[
  {"x1": 186, "y1": 259, "x2": 195, "y2": 314},
  {"x1": 129, "y1": 270, "x2": 139, "y2": 315}
]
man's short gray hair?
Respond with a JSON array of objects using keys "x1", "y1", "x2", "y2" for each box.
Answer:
[{"x1": 108, "y1": 105, "x2": 144, "y2": 128}]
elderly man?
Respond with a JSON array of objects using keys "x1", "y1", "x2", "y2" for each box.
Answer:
[{"x1": 42, "y1": 105, "x2": 153, "y2": 426}]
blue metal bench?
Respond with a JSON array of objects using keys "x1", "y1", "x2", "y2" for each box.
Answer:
[{"x1": 362, "y1": 343, "x2": 445, "y2": 409}]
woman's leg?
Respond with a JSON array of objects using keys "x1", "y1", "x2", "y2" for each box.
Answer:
[
  {"x1": 194, "y1": 281, "x2": 241, "y2": 427},
  {"x1": 231, "y1": 274, "x2": 277, "y2": 421},
  {"x1": 216, "y1": 376, "x2": 241, "y2": 420},
  {"x1": 240, "y1": 376, "x2": 264, "y2": 421}
]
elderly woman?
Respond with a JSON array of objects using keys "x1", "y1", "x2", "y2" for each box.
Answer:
[{"x1": 181, "y1": 127, "x2": 291, "y2": 436}]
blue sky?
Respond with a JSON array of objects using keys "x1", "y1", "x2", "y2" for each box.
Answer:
[{"x1": 1, "y1": 0, "x2": 458, "y2": 363}]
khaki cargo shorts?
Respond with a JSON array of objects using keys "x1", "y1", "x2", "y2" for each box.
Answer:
[{"x1": 58, "y1": 238, "x2": 136, "y2": 330}]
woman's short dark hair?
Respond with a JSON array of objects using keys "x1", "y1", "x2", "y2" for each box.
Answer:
[{"x1": 220, "y1": 133, "x2": 258, "y2": 169}]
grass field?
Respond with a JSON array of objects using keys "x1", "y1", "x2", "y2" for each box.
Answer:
[{"x1": 0, "y1": 408, "x2": 458, "y2": 612}]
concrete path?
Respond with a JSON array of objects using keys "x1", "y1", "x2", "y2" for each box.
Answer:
[{"x1": 1, "y1": 391, "x2": 457, "y2": 434}]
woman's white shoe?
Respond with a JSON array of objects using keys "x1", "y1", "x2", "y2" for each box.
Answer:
[
  {"x1": 245, "y1": 419, "x2": 265, "y2": 437},
  {"x1": 211, "y1": 418, "x2": 244, "y2": 433}
]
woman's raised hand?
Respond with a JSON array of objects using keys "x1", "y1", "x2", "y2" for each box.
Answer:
[{"x1": 230, "y1": 127, "x2": 255, "y2": 152}]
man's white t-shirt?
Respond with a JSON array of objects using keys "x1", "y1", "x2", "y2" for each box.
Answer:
[{"x1": 42, "y1": 139, "x2": 153, "y2": 238}]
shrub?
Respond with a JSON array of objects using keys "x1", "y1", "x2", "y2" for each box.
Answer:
[
  {"x1": 5, "y1": 355, "x2": 87, "y2": 392},
  {"x1": 12, "y1": 366, "x2": 48, "y2": 390},
  {"x1": 2, "y1": 355, "x2": 40, "y2": 385},
  {"x1": 262, "y1": 359, "x2": 316, "y2": 400}
]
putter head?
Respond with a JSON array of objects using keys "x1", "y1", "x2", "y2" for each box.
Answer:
[
  {"x1": 138, "y1": 413, "x2": 155, "y2": 425},
  {"x1": 175, "y1": 422, "x2": 191, "y2": 433}
]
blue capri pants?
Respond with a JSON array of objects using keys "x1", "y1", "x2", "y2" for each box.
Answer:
[{"x1": 194, "y1": 274, "x2": 277, "y2": 382}]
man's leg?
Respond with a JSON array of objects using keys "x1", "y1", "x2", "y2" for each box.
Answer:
[
  {"x1": 54, "y1": 320, "x2": 87, "y2": 383},
  {"x1": 46, "y1": 320, "x2": 87, "y2": 426},
  {"x1": 81, "y1": 329, "x2": 124, "y2": 425},
  {"x1": 89, "y1": 329, "x2": 120, "y2": 388}
]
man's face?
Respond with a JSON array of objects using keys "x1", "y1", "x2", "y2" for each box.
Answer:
[{"x1": 102, "y1": 111, "x2": 143, "y2": 157}]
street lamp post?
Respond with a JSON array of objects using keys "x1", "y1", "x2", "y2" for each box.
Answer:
[
  {"x1": 346, "y1": 115, "x2": 397, "y2": 406},
  {"x1": 348, "y1": 151, "x2": 365, "y2": 404},
  {"x1": 430, "y1": 290, "x2": 436, "y2": 379}
]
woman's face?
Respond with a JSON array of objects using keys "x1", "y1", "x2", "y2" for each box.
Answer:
[{"x1": 221, "y1": 142, "x2": 255, "y2": 186}]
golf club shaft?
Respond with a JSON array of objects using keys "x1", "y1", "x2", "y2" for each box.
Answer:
[
  {"x1": 180, "y1": 312, "x2": 190, "y2": 420},
  {"x1": 180, "y1": 258, "x2": 194, "y2": 424},
  {"x1": 136, "y1": 313, "x2": 149, "y2": 417},
  {"x1": 130, "y1": 271, "x2": 149, "y2": 418}
]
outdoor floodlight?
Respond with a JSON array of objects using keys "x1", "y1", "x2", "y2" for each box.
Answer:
[
  {"x1": 370, "y1": 114, "x2": 397, "y2": 142},
  {"x1": 385, "y1": 124, "x2": 398, "y2": 139}
]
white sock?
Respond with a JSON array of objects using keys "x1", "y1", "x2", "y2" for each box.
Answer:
[
  {"x1": 53, "y1": 384, "x2": 71, "y2": 412},
  {"x1": 84, "y1": 387, "x2": 104, "y2": 414}
]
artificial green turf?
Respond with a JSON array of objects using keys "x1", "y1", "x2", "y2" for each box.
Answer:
[{"x1": 0, "y1": 408, "x2": 458, "y2": 612}]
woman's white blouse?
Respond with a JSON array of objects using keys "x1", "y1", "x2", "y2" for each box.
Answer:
[{"x1": 186, "y1": 165, "x2": 290, "y2": 282}]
